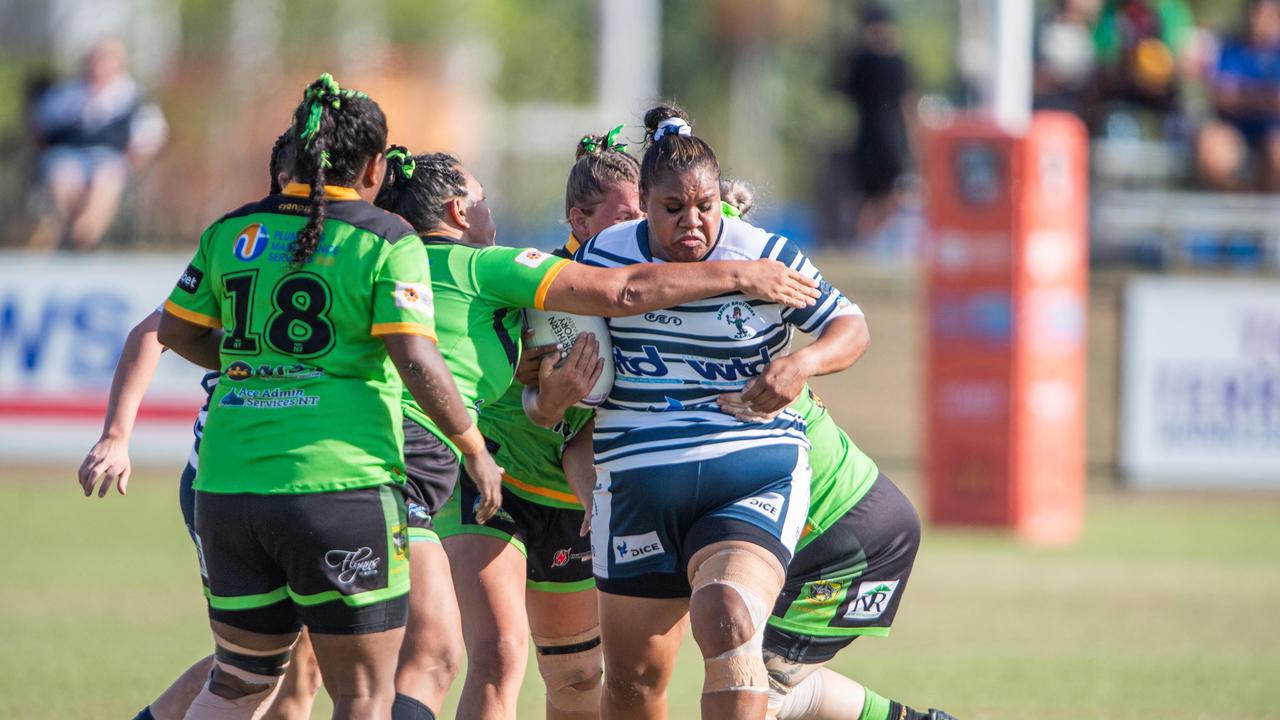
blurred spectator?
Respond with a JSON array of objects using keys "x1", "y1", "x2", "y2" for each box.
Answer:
[
  {"x1": 834, "y1": 2, "x2": 915, "y2": 241},
  {"x1": 1034, "y1": 0, "x2": 1103, "y2": 115},
  {"x1": 1092, "y1": 0, "x2": 1195, "y2": 124},
  {"x1": 28, "y1": 39, "x2": 167, "y2": 251},
  {"x1": 1196, "y1": 0, "x2": 1280, "y2": 191}
]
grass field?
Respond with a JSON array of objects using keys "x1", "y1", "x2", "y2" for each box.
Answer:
[{"x1": 3, "y1": 464, "x2": 1278, "y2": 719}]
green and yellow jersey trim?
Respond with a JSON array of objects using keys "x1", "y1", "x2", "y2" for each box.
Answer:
[
  {"x1": 163, "y1": 299, "x2": 221, "y2": 328},
  {"x1": 532, "y1": 259, "x2": 572, "y2": 311},
  {"x1": 282, "y1": 182, "x2": 362, "y2": 201},
  {"x1": 370, "y1": 322, "x2": 437, "y2": 340}
]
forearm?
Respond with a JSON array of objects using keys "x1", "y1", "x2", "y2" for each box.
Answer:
[
  {"x1": 561, "y1": 419, "x2": 597, "y2": 509},
  {"x1": 101, "y1": 315, "x2": 166, "y2": 441},
  {"x1": 547, "y1": 261, "x2": 748, "y2": 317},
  {"x1": 790, "y1": 314, "x2": 870, "y2": 378},
  {"x1": 386, "y1": 335, "x2": 475, "y2": 438}
]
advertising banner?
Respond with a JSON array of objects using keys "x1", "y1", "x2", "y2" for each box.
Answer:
[
  {"x1": 1120, "y1": 276, "x2": 1280, "y2": 487},
  {"x1": 0, "y1": 253, "x2": 205, "y2": 465}
]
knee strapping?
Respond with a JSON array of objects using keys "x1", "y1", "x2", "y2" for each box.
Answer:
[
  {"x1": 769, "y1": 670, "x2": 825, "y2": 720},
  {"x1": 691, "y1": 548, "x2": 782, "y2": 695},
  {"x1": 533, "y1": 628, "x2": 603, "y2": 714},
  {"x1": 184, "y1": 637, "x2": 292, "y2": 720}
]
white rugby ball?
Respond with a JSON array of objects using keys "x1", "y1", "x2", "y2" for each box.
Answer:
[{"x1": 524, "y1": 309, "x2": 615, "y2": 407}]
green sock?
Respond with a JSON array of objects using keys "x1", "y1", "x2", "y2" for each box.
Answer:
[
  {"x1": 860, "y1": 688, "x2": 929, "y2": 720},
  {"x1": 859, "y1": 688, "x2": 893, "y2": 720}
]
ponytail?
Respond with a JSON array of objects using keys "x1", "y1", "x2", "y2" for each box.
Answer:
[{"x1": 287, "y1": 73, "x2": 387, "y2": 269}]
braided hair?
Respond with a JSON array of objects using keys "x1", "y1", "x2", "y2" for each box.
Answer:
[
  {"x1": 639, "y1": 103, "x2": 720, "y2": 197},
  {"x1": 374, "y1": 149, "x2": 468, "y2": 234},
  {"x1": 565, "y1": 125, "x2": 640, "y2": 218},
  {"x1": 287, "y1": 73, "x2": 387, "y2": 268},
  {"x1": 267, "y1": 130, "x2": 295, "y2": 195}
]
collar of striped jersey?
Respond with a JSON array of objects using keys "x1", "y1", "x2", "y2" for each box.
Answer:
[{"x1": 282, "y1": 182, "x2": 361, "y2": 201}]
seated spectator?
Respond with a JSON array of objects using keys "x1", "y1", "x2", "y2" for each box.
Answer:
[
  {"x1": 29, "y1": 39, "x2": 167, "y2": 250},
  {"x1": 1196, "y1": 0, "x2": 1280, "y2": 191},
  {"x1": 1092, "y1": 0, "x2": 1195, "y2": 123},
  {"x1": 1035, "y1": 0, "x2": 1102, "y2": 116}
]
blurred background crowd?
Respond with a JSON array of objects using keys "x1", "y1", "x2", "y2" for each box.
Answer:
[{"x1": 1, "y1": 0, "x2": 1277, "y2": 270}]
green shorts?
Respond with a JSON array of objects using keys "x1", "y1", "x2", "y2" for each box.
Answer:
[
  {"x1": 435, "y1": 471, "x2": 594, "y2": 593},
  {"x1": 195, "y1": 484, "x2": 410, "y2": 635},
  {"x1": 764, "y1": 474, "x2": 920, "y2": 662}
]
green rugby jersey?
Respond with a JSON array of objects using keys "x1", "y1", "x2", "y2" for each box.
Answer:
[
  {"x1": 402, "y1": 239, "x2": 570, "y2": 451},
  {"x1": 165, "y1": 183, "x2": 436, "y2": 495},
  {"x1": 794, "y1": 385, "x2": 880, "y2": 552},
  {"x1": 478, "y1": 383, "x2": 595, "y2": 509}
]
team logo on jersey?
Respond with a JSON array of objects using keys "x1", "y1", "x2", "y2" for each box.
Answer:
[
  {"x1": 614, "y1": 531, "x2": 664, "y2": 564},
  {"x1": 514, "y1": 248, "x2": 553, "y2": 269},
  {"x1": 393, "y1": 281, "x2": 434, "y2": 315},
  {"x1": 233, "y1": 223, "x2": 270, "y2": 261},
  {"x1": 716, "y1": 301, "x2": 760, "y2": 339},
  {"x1": 843, "y1": 580, "x2": 900, "y2": 621},
  {"x1": 807, "y1": 579, "x2": 842, "y2": 603},
  {"x1": 225, "y1": 361, "x2": 253, "y2": 381}
]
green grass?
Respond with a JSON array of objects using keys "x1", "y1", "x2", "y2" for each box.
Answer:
[{"x1": 3, "y1": 466, "x2": 1278, "y2": 719}]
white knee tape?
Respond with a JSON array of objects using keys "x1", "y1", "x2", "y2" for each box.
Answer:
[{"x1": 773, "y1": 671, "x2": 825, "y2": 720}]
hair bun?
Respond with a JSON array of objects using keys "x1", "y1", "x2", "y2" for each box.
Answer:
[{"x1": 576, "y1": 134, "x2": 607, "y2": 160}]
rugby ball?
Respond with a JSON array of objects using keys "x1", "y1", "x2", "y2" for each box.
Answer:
[{"x1": 524, "y1": 309, "x2": 615, "y2": 408}]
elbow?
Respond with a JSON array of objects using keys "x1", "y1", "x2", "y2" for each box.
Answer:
[{"x1": 597, "y1": 279, "x2": 640, "y2": 318}]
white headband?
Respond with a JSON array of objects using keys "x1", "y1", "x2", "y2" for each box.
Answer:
[{"x1": 653, "y1": 117, "x2": 692, "y2": 143}]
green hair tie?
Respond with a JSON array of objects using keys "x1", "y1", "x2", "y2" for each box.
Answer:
[
  {"x1": 721, "y1": 200, "x2": 741, "y2": 218},
  {"x1": 319, "y1": 150, "x2": 332, "y2": 169},
  {"x1": 385, "y1": 147, "x2": 415, "y2": 180},
  {"x1": 604, "y1": 124, "x2": 628, "y2": 153},
  {"x1": 299, "y1": 73, "x2": 343, "y2": 149}
]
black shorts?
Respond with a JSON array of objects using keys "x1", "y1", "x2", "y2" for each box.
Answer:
[
  {"x1": 402, "y1": 418, "x2": 461, "y2": 544},
  {"x1": 436, "y1": 471, "x2": 594, "y2": 592},
  {"x1": 195, "y1": 484, "x2": 411, "y2": 635},
  {"x1": 763, "y1": 473, "x2": 921, "y2": 664}
]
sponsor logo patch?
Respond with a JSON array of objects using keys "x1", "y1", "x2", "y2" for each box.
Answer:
[
  {"x1": 843, "y1": 580, "x2": 900, "y2": 621},
  {"x1": 736, "y1": 491, "x2": 784, "y2": 522},
  {"x1": 392, "y1": 523, "x2": 408, "y2": 560},
  {"x1": 515, "y1": 248, "x2": 552, "y2": 269},
  {"x1": 394, "y1": 281, "x2": 434, "y2": 315},
  {"x1": 177, "y1": 264, "x2": 203, "y2": 294},
  {"x1": 233, "y1": 223, "x2": 270, "y2": 261},
  {"x1": 325, "y1": 547, "x2": 381, "y2": 584},
  {"x1": 613, "y1": 531, "x2": 664, "y2": 564}
]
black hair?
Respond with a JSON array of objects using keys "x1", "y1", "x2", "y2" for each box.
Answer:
[
  {"x1": 374, "y1": 149, "x2": 468, "y2": 234},
  {"x1": 565, "y1": 128, "x2": 640, "y2": 218},
  {"x1": 268, "y1": 130, "x2": 295, "y2": 195},
  {"x1": 719, "y1": 177, "x2": 756, "y2": 218},
  {"x1": 640, "y1": 103, "x2": 720, "y2": 197},
  {"x1": 287, "y1": 73, "x2": 387, "y2": 268}
]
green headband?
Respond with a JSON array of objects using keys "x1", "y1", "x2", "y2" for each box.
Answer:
[
  {"x1": 385, "y1": 147, "x2": 416, "y2": 180},
  {"x1": 581, "y1": 124, "x2": 629, "y2": 155}
]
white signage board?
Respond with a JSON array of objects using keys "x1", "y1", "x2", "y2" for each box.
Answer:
[
  {"x1": 0, "y1": 253, "x2": 207, "y2": 465},
  {"x1": 1120, "y1": 276, "x2": 1280, "y2": 488}
]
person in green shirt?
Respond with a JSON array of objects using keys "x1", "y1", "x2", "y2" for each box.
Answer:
[
  {"x1": 371, "y1": 145, "x2": 820, "y2": 720},
  {"x1": 157, "y1": 73, "x2": 502, "y2": 720}
]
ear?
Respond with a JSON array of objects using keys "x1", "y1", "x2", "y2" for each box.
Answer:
[
  {"x1": 360, "y1": 154, "x2": 385, "y2": 190},
  {"x1": 568, "y1": 206, "x2": 591, "y2": 241},
  {"x1": 447, "y1": 197, "x2": 470, "y2": 230}
]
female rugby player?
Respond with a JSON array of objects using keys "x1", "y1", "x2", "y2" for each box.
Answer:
[
  {"x1": 426, "y1": 129, "x2": 643, "y2": 720},
  {"x1": 572, "y1": 103, "x2": 868, "y2": 720},
  {"x1": 79, "y1": 131, "x2": 325, "y2": 720},
  {"x1": 717, "y1": 186, "x2": 956, "y2": 720},
  {"x1": 158, "y1": 73, "x2": 502, "y2": 719},
  {"x1": 372, "y1": 146, "x2": 818, "y2": 720}
]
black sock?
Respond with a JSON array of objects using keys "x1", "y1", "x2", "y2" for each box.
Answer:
[
  {"x1": 889, "y1": 702, "x2": 931, "y2": 720},
  {"x1": 391, "y1": 693, "x2": 436, "y2": 720},
  {"x1": 131, "y1": 708, "x2": 156, "y2": 720}
]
